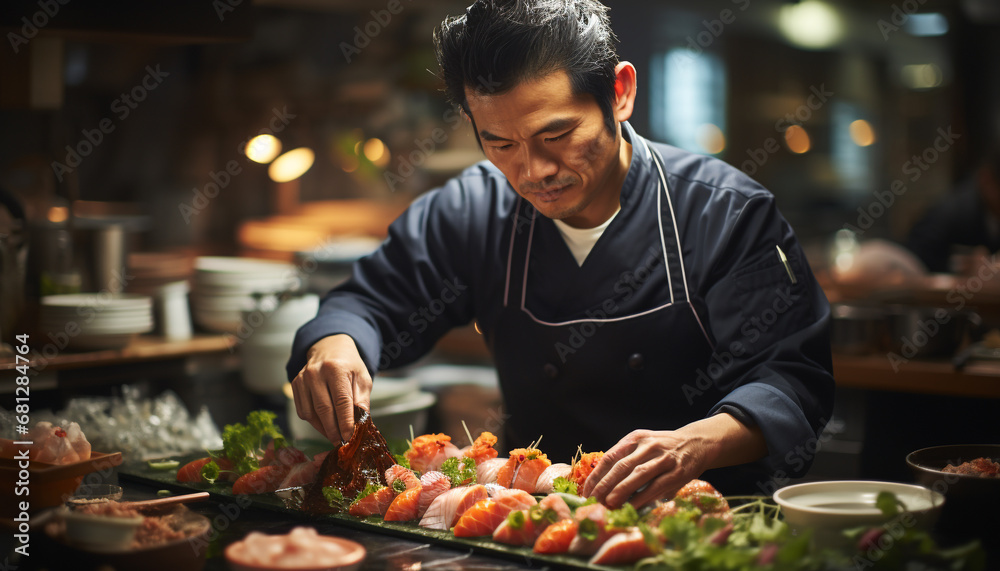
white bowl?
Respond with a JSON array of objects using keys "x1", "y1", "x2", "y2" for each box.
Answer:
[
  {"x1": 773, "y1": 480, "x2": 944, "y2": 550},
  {"x1": 63, "y1": 508, "x2": 143, "y2": 550}
]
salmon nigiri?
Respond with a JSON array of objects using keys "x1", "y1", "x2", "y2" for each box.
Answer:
[
  {"x1": 419, "y1": 484, "x2": 488, "y2": 530},
  {"x1": 417, "y1": 471, "x2": 452, "y2": 518},
  {"x1": 384, "y1": 485, "x2": 423, "y2": 521},
  {"x1": 349, "y1": 486, "x2": 395, "y2": 517},
  {"x1": 497, "y1": 447, "x2": 550, "y2": 493},
  {"x1": 404, "y1": 433, "x2": 462, "y2": 473},
  {"x1": 453, "y1": 489, "x2": 537, "y2": 537},
  {"x1": 589, "y1": 527, "x2": 655, "y2": 565},
  {"x1": 534, "y1": 463, "x2": 572, "y2": 494},
  {"x1": 534, "y1": 519, "x2": 578, "y2": 554},
  {"x1": 232, "y1": 464, "x2": 292, "y2": 495},
  {"x1": 176, "y1": 457, "x2": 235, "y2": 483},
  {"x1": 569, "y1": 503, "x2": 622, "y2": 556}
]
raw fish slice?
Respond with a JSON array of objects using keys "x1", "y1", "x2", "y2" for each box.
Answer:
[
  {"x1": 29, "y1": 422, "x2": 82, "y2": 464},
  {"x1": 349, "y1": 486, "x2": 394, "y2": 517},
  {"x1": 476, "y1": 458, "x2": 506, "y2": 484},
  {"x1": 176, "y1": 457, "x2": 236, "y2": 483},
  {"x1": 570, "y1": 451, "x2": 604, "y2": 489},
  {"x1": 533, "y1": 519, "x2": 577, "y2": 554},
  {"x1": 453, "y1": 490, "x2": 537, "y2": 537},
  {"x1": 484, "y1": 483, "x2": 507, "y2": 497},
  {"x1": 512, "y1": 458, "x2": 551, "y2": 493},
  {"x1": 278, "y1": 460, "x2": 321, "y2": 489},
  {"x1": 493, "y1": 509, "x2": 537, "y2": 546},
  {"x1": 538, "y1": 493, "x2": 572, "y2": 521},
  {"x1": 417, "y1": 471, "x2": 452, "y2": 518},
  {"x1": 673, "y1": 479, "x2": 729, "y2": 513},
  {"x1": 384, "y1": 485, "x2": 422, "y2": 521},
  {"x1": 233, "y1": 465, "x2": 293, "y2": 495},
  {"x1": 260, "y1": 441, "x2": 309, "y2": 467},
  {"x1": 589, "y1": 527, "x2": 654, "y2": 565},
  {"x1": 569, "y1": 503, "x2": 620, "y2": 556},
  {"x1": 533, "y1": 463, "x2": 571, "y2": 494},
  {"x1": 385, "y1": 464, "x2": 421, "y2": 490},
  {"x1": 419, "y1": 484, "x2": 488, "y2": 530}
]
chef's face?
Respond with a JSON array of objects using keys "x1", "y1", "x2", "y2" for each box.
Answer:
[{"x1": 465, "y1": 66, "x2": 635, "y2": 228}]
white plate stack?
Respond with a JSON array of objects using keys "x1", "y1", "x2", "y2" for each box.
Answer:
[
  {"x1": 40, "y1": 293, "x2": 154, "y2": 350},
  {"x1": 191, "y1": 256, "x2": 302, "y2": 334}
]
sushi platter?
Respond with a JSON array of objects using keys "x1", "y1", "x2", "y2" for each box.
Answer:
[{"x1": 118, "y1": 453, "x2": 626, "y2": 571}]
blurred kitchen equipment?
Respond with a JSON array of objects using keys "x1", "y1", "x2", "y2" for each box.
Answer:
[
  {"x1": 0, "y1": 185, "x2": 28, "y2": 344},
  {"x1": 157, "y1": 281, "x2": 192, "y2": 340},
  {"x1": 190, "y1": 256, "x2": 301, "y2": 334},
  {"x1": 829, "y1": 303, "x2": 886, "y2": 355},
  {"x1": 294, "y1": 236, "x2": 381, "y2": 294},
  {"x1": 72, "y1": 208, "x2": 150, "y2": 293},
  {"x1": 39, "y1": 293, "x2": 154, "y2": 351},
  {"x1": 239, "y1": 292, "x2": 318, "y2": 394},
  {"x1": 883, "y1": 305, "x2": 981, "y2": 359}
]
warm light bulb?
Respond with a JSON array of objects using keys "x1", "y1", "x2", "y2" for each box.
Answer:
[
  {"x1": 245, "y1": 134, "x2": 282, "y2": 164},
  {"x1": 47, "y1": 206, "x2": 68, "y2": 223},
  {"x1": 849, "y1": 120, "x2": 876, "y2": 147},
  {"x1": 268, "y1": 148, "x2": 315, "y2": 182},
  {"x1": 778, "y1": 0, "x2": 843, "y2": 49},
  {"x1": 696, "y1": 124, "x2": 726, "y2": 155},
  {"x1": 784, "y1": 125, "x2": 811, "y2": 154}
]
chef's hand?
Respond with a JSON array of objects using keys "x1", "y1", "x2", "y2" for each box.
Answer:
[
  {"x1": 581, "y1": 413, "x2": 767, "y2": 508},
  {"x1": 291, "y1": 334, "x2": 372, "y2": 444}
]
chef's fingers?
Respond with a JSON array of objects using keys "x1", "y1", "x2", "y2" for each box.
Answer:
[
  {"x1": 581, "y1": 430, "x2": 644, "y2": 497},
  {"x1": 330, "y1": 370, "x2": 356, "y2": 442},
  {"x1": 292, "y1": 372, "x2": 341, "y2": 443},
  {"x1": 353, "y1": 370, "x2": 373, "y2": 414},
  {"x1": 627, "y1": 470, "x2": 685, "y2": 510},
  {"x1": 595, "y1": 444, "x2": 670, "y2": 508}
]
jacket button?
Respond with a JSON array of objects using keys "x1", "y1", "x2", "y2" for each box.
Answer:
[
  {"x1": 628, "y1": 353, "x2": 644, "y2": 371},
  {"x1": 543, "y1": 363, "x2": 559, "y2": 379}
]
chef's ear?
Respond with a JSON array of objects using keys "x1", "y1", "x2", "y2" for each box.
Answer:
[{"x1": 612, "y1": 61, "x2": 637, "y2": 122}]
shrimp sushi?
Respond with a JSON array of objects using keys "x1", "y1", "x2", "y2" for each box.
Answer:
[
  {"x1": 452, "y1": 489, "x2": 537, "y2": 537},
  {"x1": 385, "y1": 464, "x2": 421, "y2": 490},
  {"x1": 419, "y1": 484, "x2": 488, "y2": 530},
  {"x1": 533, "y1": 463, "x2": 572, "y2": 494},
  {"x1": 417, "y1": 471, "x2": 452, "y2": 518},
  {"x1": 404, "y1": 433, "x2": 462, "y2": 473},
  {"x1": 533, "y1": 519, "x2": 578, "y2": 554}
]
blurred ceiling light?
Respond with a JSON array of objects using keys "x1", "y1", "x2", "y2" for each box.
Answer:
[
  {"x1": 245, "y1": 134, "x2": 282, "y2": 164},
  {"x1": 784, "y1": 125, "x2": 811, "y2": 154},
  {"x1": 696, "y1": 123, "x2": 726, "y2": 155},
  {"x1": 904, "y1": 13, "x2": 949, "y2": 36},
  {"x1": 778, "y1": 0, "x2": 843, "y2": 50},
  {"x1": 268, "y1": 147, "x2": 315, "y2": 182},
  {"x1": 901, "y1": 63, "x2": 943, "y2": 89},
  {"x1": 354, "y1": 140, "x2": 363, "y2": 156},
  {"x1": 363, "y1": 138, "x2": 388, "y2": 164},
  {"x1": 849, "y1": 119, "x2": 876, "y2": 147},
  {"x1": 47, "y1": 206, "x2": 68, "y2": 223}
]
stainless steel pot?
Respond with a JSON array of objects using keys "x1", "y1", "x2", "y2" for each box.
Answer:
[
  {"x1": 883, "y1": 305, "x2": 980, "y2": 359},
  {"x1": 830, "y1": 303, "x2": 886, "y2": 355}
]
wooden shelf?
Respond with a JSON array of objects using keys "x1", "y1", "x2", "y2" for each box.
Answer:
[
  {"x1": 833, "y1": 353, "x2": 1000, "y2": 399},
  {"x1": 0, "y1": 334, "x2": 234, "y2": 373}
]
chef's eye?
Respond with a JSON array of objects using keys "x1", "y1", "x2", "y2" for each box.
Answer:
[
  {"x1": 545, "y1": 133, "x2": 566, "y2": 143},
  {"x1": 492, "y1": 144, "x2": 512, "y2": 151}
]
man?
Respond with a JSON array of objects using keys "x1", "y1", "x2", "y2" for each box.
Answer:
[
  {"x1": 288, "y1": 0, "x2": 834, "y2": 507},
  {"x1": 905, "y1": 146, "x2": 1000, "y2": 273}
]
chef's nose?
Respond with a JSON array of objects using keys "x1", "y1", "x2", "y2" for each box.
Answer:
[{"x1": 519, "y1": 145, "x2": 558, "y2": 184}]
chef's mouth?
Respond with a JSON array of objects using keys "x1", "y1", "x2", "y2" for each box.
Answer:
[{"x1": 531, "y1": 184, "x2": 571, "y2": 203}]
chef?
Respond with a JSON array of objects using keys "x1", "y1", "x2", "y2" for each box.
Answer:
[{"x1": 288, "y1": 0, "x2": 834, "y2": 508}]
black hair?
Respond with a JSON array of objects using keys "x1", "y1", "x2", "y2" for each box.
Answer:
[{"x1": 433, "y1": 0, "x2": 620, "y2": 133}]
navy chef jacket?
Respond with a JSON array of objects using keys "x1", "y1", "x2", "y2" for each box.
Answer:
[{"x1": 288, "y1": 122, "x2": 835, "y2": 493}]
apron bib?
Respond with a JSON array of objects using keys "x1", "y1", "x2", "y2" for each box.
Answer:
[{"x1": 491, "y1": 140, "x2": 720, "y2": 464}]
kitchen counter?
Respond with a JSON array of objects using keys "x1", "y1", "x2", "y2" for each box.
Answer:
[
  {"x1": 833, "y1": 353, "x2": 1000, "y2": 398},
  {"x1": 0, "y1": 334, "x2": 234, "y2": 373}
]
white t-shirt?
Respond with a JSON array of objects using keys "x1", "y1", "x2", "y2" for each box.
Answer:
[{"x1": 552, "y1": 207, "x2": 621, "y2": 266}]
